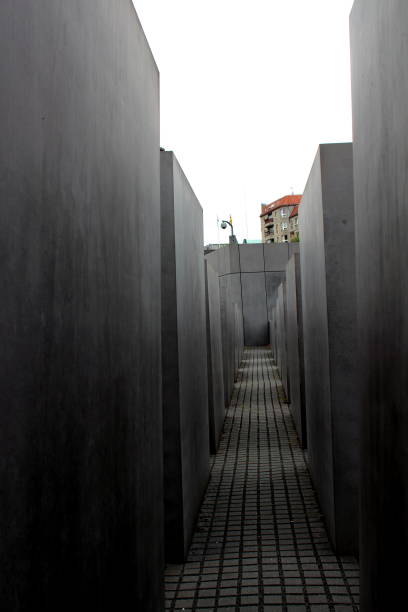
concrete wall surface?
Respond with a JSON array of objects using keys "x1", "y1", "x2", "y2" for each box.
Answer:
[
  {"x1": 0, "y1": 3, "x2": 163, "y2": 611},
  {"x1": 351, "y1": 2, "x2": 408, "y2": 608},
  {"x1": 264, "y1": 243, "x2": 292, "y2": 271},
  {"x1": 300, "y1": 143, "x2": 359, "y2": 555},
  {"x1": 242, "y1": 244, "x2": 292, "y2": 345},
  {"x1": 218, "y1": 272, "x2": 244, "y2": 405},
  {"x1": 234, "y1": 303, "x2": 245, "y2": 372},
  {"x1": 205, "y1": 260, "x2": 226, "y2": 454},
  {"x1": 266, "y1": 271, "x2": 285, "y2": 322},
  {"x1": 205, "y1": 243, "x2": 293, "y2": 399},
  {"x1": 269, "y1": 312, "x2": 277, "y2": 360},
  {"x1": 241, "y1": 272, "x2": 268, "y2": 346},
  {"x1": 206, "y1": 247, "x2": 244, "y2": 405},
  {"x1": 276, "y1": 283, "x2": 290, "y2": 400},
  {"x1": 161, "y1": 151, "x2": 209, "y2": 562},
  {"x1": 239, "y1": 243, "x2": 265, "y2": 272},
  {"x1": 286, "y1": 254, "x2": 306, "y2": 447}
]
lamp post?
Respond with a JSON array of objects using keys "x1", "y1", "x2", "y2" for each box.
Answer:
[{"x1": 220, "y1": 219, "x2": 237, "y2": 244}]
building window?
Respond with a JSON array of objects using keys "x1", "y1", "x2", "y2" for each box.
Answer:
[
  {"x1": 281, "y1": 222, "x2": 288, "y2": 230},
  {"x1": 281, "y1": 208, "x2": 287, "y2": 217}
]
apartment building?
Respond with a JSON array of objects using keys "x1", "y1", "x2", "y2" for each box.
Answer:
[
  {"x1": 289, "y1": 204, "x2": 300, "y2": 241},
  {"x1": 260, "y1": 194, "x2": 302, "y2": 243}
]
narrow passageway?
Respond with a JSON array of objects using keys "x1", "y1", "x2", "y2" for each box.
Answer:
[{"x1": 165, "y1": 348, "x2": 359, "y2": 611}]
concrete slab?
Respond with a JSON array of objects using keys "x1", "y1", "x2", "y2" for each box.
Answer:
[
  {"x1": 286, "y1": 254, "x2": 306, "y2": 447},
  {"x1": 241, "y1": 273, "x2": 269, "y2": 346},
  {"x1": 218, "y1": 276, "x2": 232, "y2": 405},
  {"x1": 276, "y1": 282, "x2": 290, "y2": 401},
  {"x1": 0, "y1": 3, "x2": 163, "y2": 610},
  {"x1": 234, "y1": 303, "x2": 245, "y2": 371},
  {"x1": 239, "y1": 244, "x2": 265, "y2": 272},
  {"x1": 205, "y1": 261, "x2": 226, "y2": 454},
  {"x1": 265, "y1": 272, "x2": 286, "y2": 322},
  {"x1": 229, "y1": 243, "x2": 241, "y2": 274},
  {"x1": 205, "y1": 248, "x2": 222, "y2": 275},
  {"x1": 289, "y1": 243, "x2": 300, "y2": 258},
  {"x1": 208, "y1": 244, "x2": 292, "y2": 350},
  {"x1": 351, "y1": 2, "x2": 408, "y2": 607},
  {"x1": 216, "y1": 245, "x2": 229, "y2": 276},
  {"x1": 220, "y1": 273, "x2": 244, "y2": 404},
  {"x1": 269, "y1": 311, "x2": 277, "y2": 360},
  {"x1": 161, "y1": 151, "x2": 209, "y2": 562},
  {"x1": 264, "y1": 243, "x2": 290, "y2": 271},
  {"x1": 300, "y1": 143, "x2": 358, "y2": 555}
]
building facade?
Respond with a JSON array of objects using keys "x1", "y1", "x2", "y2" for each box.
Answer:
[
  {"x1": 289, "y1": 204, "x2": 300, "y2": 241},
  {"x1": 260, "y1": 195, "x2": 302, "y2": 243}
]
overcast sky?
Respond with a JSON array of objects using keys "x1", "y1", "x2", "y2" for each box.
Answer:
[{"x1": 133, "y1": 0, "x2": 355, "y2": 244}]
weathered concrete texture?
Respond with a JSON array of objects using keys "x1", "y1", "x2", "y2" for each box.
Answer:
[
  {"x1": 0, "y1": 3, "x2": 163, "y2": 611},
  {"x1": 161, "y1": 151, "x2": 209, "y2": 563},
  {"x1": 300, "y1": 143, "x2": 358, "y2": 555},
  {"x1": 350, "y1": 2, "x2": 408, "y2": 608},
  {"x1": 286, "y1": 254, "x2": 306, "y2": 448},
  {"x1": 205, "y1": 260, "x2": 226, "y2": 454}
]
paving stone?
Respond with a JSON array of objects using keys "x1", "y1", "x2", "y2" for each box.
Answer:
[{"x1": 165, "y1": 348, "x2": 360, "y2": 611}]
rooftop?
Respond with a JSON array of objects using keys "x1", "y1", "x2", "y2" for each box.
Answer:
[
  {"x1": 260, "y1": 194, "x2": 302, "y2": 217},
  {"x1": 290, "y1": 203, "x2": 300, "y2": 218}
]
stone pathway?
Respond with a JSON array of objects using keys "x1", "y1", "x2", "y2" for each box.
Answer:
[{"x1": 165, "y1": 347, "x2": 360, "y2": 611}]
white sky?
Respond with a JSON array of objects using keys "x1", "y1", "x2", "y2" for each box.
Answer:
[{"x1": 132, "y1": 0, "x2": 355, "y2": 244}]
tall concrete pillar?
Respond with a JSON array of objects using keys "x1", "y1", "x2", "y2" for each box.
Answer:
[
  {"x1": 161, "y1": 151, "x2": 210, "y2": 562},
  {"x1": 300, "y1": 143, "x2": 358, "y2": 555},
  {"x1": 351, "y1": 1, "x2": 408, "y2": 608},
  {"x1": 206, "y1": 245, "x2": 244, "y2": 406},
  {"x1": 205, "y1": 260, "x2": 226, "y2": 453},
  {"x1": 285, "y1": 254, "x2": 306, "y2": 447},
  {"x1": 276, "y1": 282, "x2": 290, "y2": 400},
  {"x1": 0, "y1": 2, "x2": 163, "y2": 610}
]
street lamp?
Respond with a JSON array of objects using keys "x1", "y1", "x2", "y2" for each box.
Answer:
[{"x1": 220, "y1": 219, "x2": 237, "y2": 244}]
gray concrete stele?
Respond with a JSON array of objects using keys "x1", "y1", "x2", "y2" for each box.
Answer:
[
  {"x1": 161, "y1": 150, "x2": 210, "y2": 563},
  {"x1": 351, "y1": 1, "x2": 408, "y2": 608},
  {"x1": 300, "y1": 143, "x2": 359, "y2": 556},
  {"x1": 205, "y1": 260, "x2": 226, "y2": 454},
  {"x1": 0, "y1": 2, "x2": 164, "y2": 610},
  {"x1": 205, "y1": 245, "x2": 244, "y2": 406},
  {"x1": 285, "y1": 254, "x2": 306, "y2": 448}
]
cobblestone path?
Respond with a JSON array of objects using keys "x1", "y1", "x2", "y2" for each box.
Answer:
[{"x1": 165, "y1": 347, "x2": 360, "y2": 611}]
